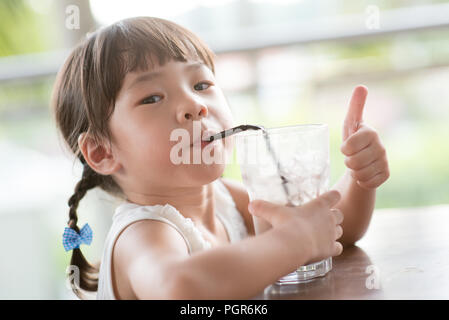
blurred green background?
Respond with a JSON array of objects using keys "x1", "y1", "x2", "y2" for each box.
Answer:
[{"x1": 1, "y1": 0, "x2": 449, "y2": 299}]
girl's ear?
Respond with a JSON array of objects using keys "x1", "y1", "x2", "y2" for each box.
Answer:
[{"x1": 78, "y1": 133, "x2": 121, "y2": 175}]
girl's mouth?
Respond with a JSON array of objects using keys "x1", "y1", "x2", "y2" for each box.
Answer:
[
  {"x1": 200, "y1": 140, "x2": 211, "y2": 148},
  {"x1": 190, "y1": 129, "x2": 218, "y2": 148},
  {"x1": 191, "y1": 139, "x2": 215, "y2": 149}
]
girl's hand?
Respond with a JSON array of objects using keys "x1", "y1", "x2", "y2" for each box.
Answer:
[
  {"x1": 341, "y1": 85, "x2": 390, "y2": 189},
  {"x1": 248, "y1": 190, "x2": 344, "y2": 265}
]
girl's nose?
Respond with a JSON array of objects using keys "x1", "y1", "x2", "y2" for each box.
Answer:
[{"x1": 177, "y1": 98, "x2": 208, "y2": 123}]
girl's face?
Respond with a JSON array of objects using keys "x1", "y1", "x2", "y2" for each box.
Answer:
[{"x1": 109, "y1": 58, "x2": 235, "y2": 193}]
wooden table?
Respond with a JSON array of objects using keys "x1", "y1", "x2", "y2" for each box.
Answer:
[{"x1": 253, "y1": 205, "x2": 449, "y2": 299}]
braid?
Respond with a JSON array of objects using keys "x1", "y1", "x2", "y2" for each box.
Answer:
[
  {"x1": 66, "y1": 157, "x2": 102, "y2": 298},
  {"x1": 67, "y1": 161, "x2": 101, "y2": 231}
]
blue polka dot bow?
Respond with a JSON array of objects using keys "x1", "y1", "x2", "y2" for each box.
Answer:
[{"x1": 62, "y1": 223, "x2": 93, "y2": 251}]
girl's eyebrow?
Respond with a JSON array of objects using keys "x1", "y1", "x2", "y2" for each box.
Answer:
[
  {"x1": 127, "y1": 71, "x2": 163, "y2": 91},
  {"x1": 126, "y1": 62, "x2": 206, "y2": 91},
  {"x1": 185, "y1": 61, "x2": 205, "y2": 71}
]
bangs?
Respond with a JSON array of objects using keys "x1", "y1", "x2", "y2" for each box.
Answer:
[
  {"x1": 115, "y1": 17, "x2": 215, "y2": 74},
  {"x1": 94, "y1": 17, "x2": 216, "y2": 99}
]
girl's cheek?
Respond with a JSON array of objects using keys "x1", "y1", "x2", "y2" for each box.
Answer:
[
  {"x1": 145, "y1": 144, "x2": 173, "y2": 174},
  {"x1": 212, "y1": 90, "x2": 235, "y2": 127},
  {"x1": 214, "y1": 105, "x2": 235, "y2": 130}
]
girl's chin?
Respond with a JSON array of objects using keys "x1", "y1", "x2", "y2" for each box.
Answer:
[
  {"x1": 185, "y1": 162, "x2": 226, "y2": 182},
  {"x1": 190, "y1": 161, "x2": 226, "y2": 173}
]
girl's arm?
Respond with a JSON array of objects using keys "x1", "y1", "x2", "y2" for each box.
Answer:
[
  {"x1": 117, "y1": 219, "x2": 310, "y2": 300},
  {"x1": 115, "y1": 191, "x2": 343, "y2": 299},
  {"x1": 171, "y1": 226, "x2": 311, "y2": 299},
  {"x1": 331, "y1": 169, "x2": 376, "y2": 247},
  {"x1": 334, "y1": 85, "x2": 389, "y2": 246}
]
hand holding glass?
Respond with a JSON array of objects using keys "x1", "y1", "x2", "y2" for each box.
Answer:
[{"x1": 235, "y1": 124, "x2": 332, "y2": 284}]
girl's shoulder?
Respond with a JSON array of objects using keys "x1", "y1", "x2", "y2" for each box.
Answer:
[
  {"x1": 112, "y1": 216, "x2": 190, "y2": 299},
  {"x1": 219, "y1": 178, "x2": 255, "y2": 236}
]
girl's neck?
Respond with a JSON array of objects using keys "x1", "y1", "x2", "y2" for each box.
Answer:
[{"x1": 125, "y1": 182, "x2": 217, "y2": 231}]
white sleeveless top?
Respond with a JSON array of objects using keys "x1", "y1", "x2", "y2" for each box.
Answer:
[{"x1": 96, "y1": 179, "x2": 249, "y2": 300}]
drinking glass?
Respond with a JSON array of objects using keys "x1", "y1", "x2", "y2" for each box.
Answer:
[{"x1": 234, "y1": 124, "x2": 331, "y2": 284}]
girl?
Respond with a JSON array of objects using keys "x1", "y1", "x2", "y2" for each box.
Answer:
[{"x1": 52, "y1": 16, "x2": 389, "y2": 300}]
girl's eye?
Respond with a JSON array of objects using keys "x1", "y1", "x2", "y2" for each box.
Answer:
[
  {"x1": 142, "y1": 95, "x2": 162, "y2": 104},
  {"x1": 194, "y1": 82, "x2": 211, "y2": 91}
]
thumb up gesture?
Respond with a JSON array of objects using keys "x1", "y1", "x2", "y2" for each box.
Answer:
[{"x1": 341, "y1": 85, "x2": 390, "y2": 189}]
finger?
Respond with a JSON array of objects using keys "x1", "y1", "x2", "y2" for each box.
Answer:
[
  {"x1": 309, "y1": 190, "x2": 341, "y2": 209},
  {"x1": 344, "y1": 143, "x2": 384, "y2": 170},
  {"x1": 341, "y1": 124, "x2": 377, "y2": 156},
  {"x1": 331, "y1": 208, "x2": 344, "y2": 225},
  {"x1": 333, "y1": 242, "x2": 343, "y2": 256},
  {"x1": 248, "y1": 199, "x2": 291, "y2": 226},
  {"x1": 343, "y1": 85, "x2": 368, "y2": 141},
  {"x1": 357, "y1": 171, "x2": 390, "y2": 189},
  {"x1": 351, "y1": 159, "x2": 384, "y2": 182},
  {"x1": 335, "y1": 225, "x2": 343, "y2": 240}
]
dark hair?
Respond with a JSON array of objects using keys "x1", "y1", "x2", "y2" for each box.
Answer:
[{"x1": 51, "y1": 16, "x2": 216, "y2": 299}]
